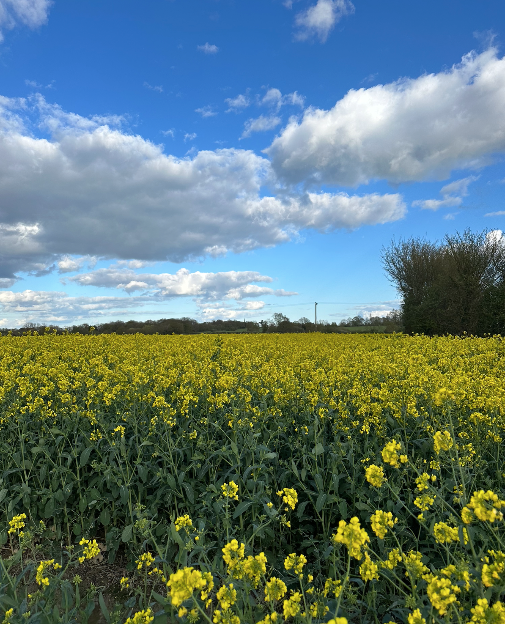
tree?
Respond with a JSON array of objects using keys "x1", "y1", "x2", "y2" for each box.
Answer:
[{"x1": 382, "y1": 229, "x2": 505, "y2": 335}]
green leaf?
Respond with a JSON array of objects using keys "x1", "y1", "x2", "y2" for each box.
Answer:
[
  {"x1": 338, "y1": 500, "x2": 348, "y2": 519},
  {"x1": 100, "y1": 509, "x2": 111, "y2": 526},
  {"x1": 230, "y1": 441, "x2": 239, "y2": 456},
  {"x1": 80, "y1": 446, "x2": 92, "y2": 467},
  {"x1": 166, "y1": 474, "x2": 177, "y2": 490},
  {"x1": 151, "y1": 591, "x2": 168, "y2": 606},
  {"x1": 316, "y1": 493, "x2": 327, "y2": 512},
  {"x1": 264, "y1": 452, "x2": 277, "y2": 459},
  {"x1": 0, "y1": 489, "x2": 7, "y2": 504},
  {"x1": 99, "y1": 593, "x2": 111, "y2": 623},
  {"x1": 121, "y1": 524, "x2": 133, "y2": 543},
  {"x1": 314, "y1": 473, "x2": 324, "y2": 492},
  {"x1": 291, "y1": 460, "x2": 299, "y2": 479},
  {"x1": 233, "y1": 501, "x2": 253, "y2": 518},
  {"x1": 182, "y1": 482, "x2": 194, "y2": 504},
  {"x1": 312, "y1": 443, "x2": 324, "y2": 456},
  {"x1": 355, "y1": 501, "x2": 372, "y2": 512},
  {"x1": 120, "y1": 486, "x2": 129, "y2": 505}
]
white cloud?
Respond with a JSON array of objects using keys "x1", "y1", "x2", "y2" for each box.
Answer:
[
  {"x1": 57, "y1": 255, "x2": 97, "y2": 274},
  {"x1": 0, "y1": 94, "x2": 405, "y2": 281},
  {"x1": 197, "y1": 43, "x2": 218, "y2": 54},
  {"x1": 294, "y1": 0, "x2": 354, "y2": 43},
  {"x1": 195, "y1": 105, "x2": 217, "y2": 118},
  {"x1": 485, "y1": 211, "x2": 505, "y2": 217},
  {"x1": 0, "y1": 0, "x2": 52, "y2": 41},
  {"x1": 0, "y1": 289, "x2": 155, "y2": 324},
  {"x1": 241, "y1": 115, "x2": 281, "y2": 138},
  {"x1": 184, "y1": 132, "x2": 197, "y2": 141},
  {"x1": 144, "y1": 82, "x2": 163, "y2": 93},
  {"x1": 267, "y1": 48, "x2": 505, "y2": 186},
  {"x1": 196, "y1": 300, "x2": 267, "y2": 320},
  {"x1": 261, "y1": 88, "x2": 283, "y2": 108},
  {"x1": 225, "y1": 93, "x2": 251, "y2": 113},
  {"x1": 162, "y1": 129, "x2": 175, "y2": 138},
  {"x1": 261, "y1": 88, "x2": 305, "y2": 111},
  {"x1": 412, "y1": 175, "x2": 478, "y2": 211}
]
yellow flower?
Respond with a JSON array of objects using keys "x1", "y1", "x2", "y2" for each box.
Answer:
[
  {"x1": 407, "y1": 609, "x2": 426, "y2": 624},
  {"x1": 35, "y1": 559, "x2": 61, "y2": 587},
  {"x1": 403, "y1": 551, "x2": 430, "y2": 580},
  {"x1": 264, "y1": 577, "x2": 287, "y2": 602},
  {"x1": 359, "y1": 553, "x2": 379, "y2": 581},
  {"x1": 469, "y1": 599, "x2": 505, "y2": 624},
  {"x1": 217, "y1": 584, "x2": 237, "y2": 610},
  {"x1": 481, "y1": 551, "x2": 505, "y2": 588},
  {"x1": 213, "y1": 609, "x2": 240, "y2": 624},
  {"x1": 124, "y1": 608, "x2": 155, "y2": 624},
  {"x1": 283, "y1": 592, "x2": 301, "y2": 619},
  {"x1": 221, "y1": 481, "x2": 239, "y2": 501},
  {"x1": 175, "y1": 514, "x2": 193, "y2": 532},
  {"x1": 323, "y1": 578, "x2": 342, "y2": 597},
  {"x1": 381, "y1": 440, "x2": 402, "y2": 468},
  {"x1": 243, "y1": 553, "x2": 267, "y2": 587},
  {"x1": 136, "y1": 552, "x2": 155, "y2": 570},
  {"x1": 370, "y1": 510, "x2": 397, "y2": 539},
  {"x1": 277, "y1": 488, "x2": 298, "y2": 511},
  {"x1": 284, "y1": 553, "x2": 307, "y2": 576},
  {"x1": 426, "y1": 576, "x2": 460, "y2": 615},
  {"x1": 433, "y1": 522, "x2": 459, "y2": 544},
  {"x1": 433, "y1": 430, "x2": 453, "y2": 453},
  {"x1": 78, "y1": 538, "x2": 101, "y2": 564},
  {"x1": 414, "y1": 493, "x2": 436, "y2": 512},
  {"x1": 365, "y1": 465, "x2": 385, "y2": 487},
  {"x1": 2, "y1": 609, "x2": 14, "y2": 624},
  {"x1": 380, "y1": 549, "x2": 401, "y2": 570},
  {"x1": 332, "y1": 517, "x2": 370, "y2": 560},
  {"x1": 8, "y1": 513, "x2": 27, "y2": 535},
  {"x1": 120, "y1": 576, "x2": 130, "y2": 590},
  {"x1": 167, "y1": 567, "x2": 208, "y2": 607},
  {"x1": 465, "y1": 490, "x2": 505, "y2": 522},
  {"x1": 222, "y1": 540, "x2": 245, "y2": 577},
  {"x1": 327, "y1": 619, "x2": 348, "y2": 624}
]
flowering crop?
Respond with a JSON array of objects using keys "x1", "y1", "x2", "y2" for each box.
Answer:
[{"x1": 0, "y1": 332, "x2": 504, "y2": 623}]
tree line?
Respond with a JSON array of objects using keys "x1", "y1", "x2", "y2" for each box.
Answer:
[
  {"x1": 382, "y1": 228, "x2": 505, "y2": 336},
  {"x1": 2, "y1": 310, "x2": 403, "y2": 336}
]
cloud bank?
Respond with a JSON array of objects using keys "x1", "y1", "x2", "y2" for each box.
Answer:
[
  {"x1": 267, "y1": 48, "x2": 505, "y2": 186},
  {"x1": 0, "y1": 94, "x2": 405, "y2": 281}
]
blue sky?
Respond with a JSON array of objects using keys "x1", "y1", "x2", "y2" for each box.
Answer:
[{"x1": 0, "y1": 0, "x2": 504, "y2": 326}]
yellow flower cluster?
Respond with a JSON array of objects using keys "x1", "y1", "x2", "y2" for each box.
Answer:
[
  {"x1": 264, "y1": 577, "x2": 287, "y2": 602},
  {"x1": 124, "y1": 609, "x2": 154, "y2": 624},
  {"x1": 482, "y1": 551, "x2": 505, "y2": 587},
  {"x1": 78, "y1": 538, "x2": 100, "y2": 564},
  {"x1": 365, "y1": 465, "x2": 385, "y2": 487},
  {"x1": 370, "y1": 510, "x2": 397, "y2": 539},
  {"x1": 175, "y1": 514, "x2": 193, "y2": 532},
  {"x1": 469, "y1": 599, "x2": 505, "y2": 624},
  {"x1": 426, "y1": 576, "x2": 460, "y2": 615},
  {"x1": 36, "y1": 559, "x2": 62, "y2": 587},
  {"x1": 8, "y1": 513, "x2": 26, "y2": 535},
  {"x1": 433, "y1": 430, "x2": 453, "y2": 453},
  {"x1": 284, "y1": 553, "x2": 307, "y2": 576},
  {"x1": 462, "y1": 490, "x2": 505, "y2": 523},
  {"x1": 332, "y1": 517, "x2": 370, "y2": 560},
  {"x1": 167, "y1": 567, "x2": 211, "y2": 607},
  {"x1": 221, "y1": 481, "x2": 239, "y2": 501},
  {"x1": 277, "y1": 488, "x2": 298, "y2": 511}
]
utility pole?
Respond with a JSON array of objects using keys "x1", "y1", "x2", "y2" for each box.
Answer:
[{"x1": 315, "y1": 302, "x2": 318, "y2": 329}]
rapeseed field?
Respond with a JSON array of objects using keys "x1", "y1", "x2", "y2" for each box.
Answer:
[{"x1": 0, "y1": 333, "x2": 504, "y2": 624}]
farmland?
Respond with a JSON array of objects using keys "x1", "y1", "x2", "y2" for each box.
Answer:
[{"x1": 1, "y1": 333, "x2": 505, "y2": 624}]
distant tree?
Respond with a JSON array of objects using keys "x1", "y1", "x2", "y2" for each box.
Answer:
[{"x1": 382, "y1": 229, "x2": 505, "y2": 335}]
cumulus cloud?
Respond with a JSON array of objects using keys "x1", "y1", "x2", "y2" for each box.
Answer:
[
  {"x1": 57, "y1": 255, "x2": 97, "y2": 274},
  {"x1": 294, "y1": 0, "x2": 354, "y2": 43},
  {"x1": 0, "y1": 0, "x2": 52, "y2": 41},
  {"x1": 184, "y1": 132, "x2": 197, "y2": 141},
  {"x1": 67, "y1": 267, "x2": 294, "y2": 301},
  {"x1": 195, "y1": 105, "x2": 217, "y2": 118},
  {"x1": 412, "y1": 175, "x2": 479, "y2": 211},
  {"x1": 267, "y1": 48, "x2": 505, "y2": 187},
  {"x1": 197, "y1": 42, "x2": 218, "y2": 54},
  {"x1": 225, "y1": 93, "x2": 251, "y2": 113},
  {"x1": 0, "y1": 94, "x2": 405, "y2": 280},
  {"x1": 241, "y1": 115, "x2": 281, "y2": 138}
]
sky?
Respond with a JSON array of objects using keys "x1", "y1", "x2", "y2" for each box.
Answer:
[{"x1": 0, "y1": 0, "x2": 505, "y2": 327}]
